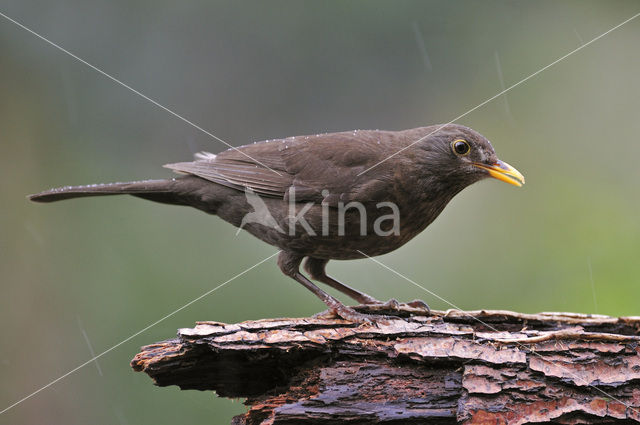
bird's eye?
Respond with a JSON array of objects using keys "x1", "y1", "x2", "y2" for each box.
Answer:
[{"x1": 452, "y1": 139, "x2": 471, "y2": 156}]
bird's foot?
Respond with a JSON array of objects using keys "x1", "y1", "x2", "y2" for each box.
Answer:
[
  {"x1": 313, "y1": 304, "x2": 396, "y2": 324},
  {"x1": 333, "y1": 304, "x2": 375, "y2": 323},
  {"x1": 353, "y1": 298, "x2": 431, "y2": 317},
  {"x1": 368, "y1": 297, "x2": 401, "y2": 309},
  {"x1": 404, "y1": 299, "x2": 431, "y2": 313}
]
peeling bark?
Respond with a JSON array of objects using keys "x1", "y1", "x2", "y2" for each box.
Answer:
[{"x1": 131, "y1": 308, "x2": 640, "y2": 424}]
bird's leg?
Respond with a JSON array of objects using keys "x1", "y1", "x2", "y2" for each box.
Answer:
[
  {"x1": 303, "y1": 257, "x2": 381, "y2": 305},
  {"x1": 304, "y1": 257, "x2": 430, "y2": 313},
  {"x1": 277, "y1": 252, "x2": 374, "y2": 323}
]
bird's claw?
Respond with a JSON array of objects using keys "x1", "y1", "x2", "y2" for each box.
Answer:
[
  {"x1": 377, "y1": 298, "x2": 401, "y2": 310},
  {"x1": 405, "y1": 299, "x2": 431, "y2": 313}
]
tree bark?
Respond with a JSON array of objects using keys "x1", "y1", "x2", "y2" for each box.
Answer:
[{"x1": 131, "y1": 306, "x2": 640, "y2": 424}]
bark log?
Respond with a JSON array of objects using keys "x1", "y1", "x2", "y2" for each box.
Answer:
[{"x1": 131, "y1": 306, "x2": 640, "y2": 424}]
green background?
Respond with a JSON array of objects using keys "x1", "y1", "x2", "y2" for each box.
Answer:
[{"x1": 1, "y1": 1, "x2": 639, "y2": 424}]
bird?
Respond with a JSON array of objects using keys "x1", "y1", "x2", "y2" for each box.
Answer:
[{"x1": 29, "y1": 124, "x2": 524, "y2": 322}]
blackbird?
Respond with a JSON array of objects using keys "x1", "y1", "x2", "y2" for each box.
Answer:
[{"x1": 29, "y1": 124, "x2": 524, "y2": 322}]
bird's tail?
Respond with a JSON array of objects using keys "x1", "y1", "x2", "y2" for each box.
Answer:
[{"x1": 28, "y1": 179, "x2": 179, "y2": 203}]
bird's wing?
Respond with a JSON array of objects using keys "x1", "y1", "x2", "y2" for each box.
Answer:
[
  {"x1": 166, "y1": 146, "x2": 291, "y2": 197},
  {"x1": 164, "y1": 130, "x2": 399, "y2": 204}
]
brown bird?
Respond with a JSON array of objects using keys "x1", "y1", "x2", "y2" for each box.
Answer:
[{"x1": 29, "y1": 124, "x2": 524, "y2": 322}]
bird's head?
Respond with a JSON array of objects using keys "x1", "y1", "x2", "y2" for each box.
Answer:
[{"x1": 415, "y1": 124, "x2": 525, "y2": 190}]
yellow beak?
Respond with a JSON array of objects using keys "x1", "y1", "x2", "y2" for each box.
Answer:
[{"x1": 473, "y1": 160, "x2": 525, "y2": 187}]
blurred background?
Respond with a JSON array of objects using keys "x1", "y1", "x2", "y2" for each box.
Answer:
[{"x1": 1, "y1": 1, "x2": 639, "y2": 423}]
